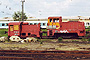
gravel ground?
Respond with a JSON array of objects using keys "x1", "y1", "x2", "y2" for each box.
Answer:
[{"x1": 0, "y1": 39, "x2": 90, "y2": 51}]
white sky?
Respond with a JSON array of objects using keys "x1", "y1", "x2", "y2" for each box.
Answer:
[{"x1": 0, "y1": 0, "x2": 90, "y2": 18}]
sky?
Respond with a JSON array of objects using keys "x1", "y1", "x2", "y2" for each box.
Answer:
[{"x1": 0, "y1": 0, "x2": 90, "y2": 18}]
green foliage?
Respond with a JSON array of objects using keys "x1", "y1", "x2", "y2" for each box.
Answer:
[
  {"x1": 85, "y1": 29, "x2": 90, "y2": 32},
  {"x1": 38, "y1": 39, "x2": 43, "y2": 44},
  {"x1": 86, "y1": 33, "x2": 90, "y2": 37},
  {"x1": 0, "y1": 29, "x2": 8, "y2": 37},
  {"x1": 82, "y1": 38, "x2": 87, "y2": 41},
  {"x1": 41, "y1": 29, "x2": 47, "y2": 36},
  {"x1": 58, "y1": 37, "x2": 63, "y2": 42},
  {"x1": 85, "y1": 28, "x2": 90, "y2": 37},
  {"x1": 89, "y1": 26, "x2": 90, "y2": 28},
  {"x1": 88, "y1": 38, "x2": 90, "y2": 41},
  {"x1": 88, "y1": 28, "x2": 90, "y2": 31},
  {"x1": 42, "y1": 33, "x2": 47, "y2": 36},
  {"x1": 12, "y1": 11, "x2": 27, "y2": 21},
  {"x1": 72, "y1": 40, "x2": 79, "y2": 42},
  {"x1": 41, "y1": 29, "x2": 47, "y2": 32}
]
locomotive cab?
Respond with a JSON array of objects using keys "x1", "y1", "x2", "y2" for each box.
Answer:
[
  {"x1": 47, "y1": 17, "x2": 62, "y2": 36},
  {"x1": 8, "y1": 22, "x2": 22, "y2": 37},
  {"x1": 47, "y1": 17, "x2": 62, "y2": 29}
]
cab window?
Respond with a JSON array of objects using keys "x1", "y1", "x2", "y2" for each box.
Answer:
[
  {"x1": 10, "y1": 25, "x2": 13, "y2": 31},
  {"x1": 14, "y1": 25, "x2": 19, "y2": 30},
  {"x1": 55, "y1": 19, "x2": 59, "y2": 22},
  {"x1": 50, "y1": 19, "x2": 52, "y2": 22},
  {"x1": 53, "y1": 19, "x2": 55, "y2": 22}
]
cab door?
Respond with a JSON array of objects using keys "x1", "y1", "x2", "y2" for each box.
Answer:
[{"x1": 9, "y1": 25, "x2": 14, "y2": 36}]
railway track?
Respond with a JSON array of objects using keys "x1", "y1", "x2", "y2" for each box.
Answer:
[{"x1": 0, "y1": 50, "x2": 90, "y2": 60}]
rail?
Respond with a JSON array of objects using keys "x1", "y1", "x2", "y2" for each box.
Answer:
[{"x1": 0, "y1": 50, "x2": 90, "y2": 60}]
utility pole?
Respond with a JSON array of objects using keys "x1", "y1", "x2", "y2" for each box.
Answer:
[{"x1": 21, "y1": 0, "x2": 25, "y2": 21}]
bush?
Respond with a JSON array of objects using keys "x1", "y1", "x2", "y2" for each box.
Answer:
[
  {"x1": 89, "y1": 26, "x2": 90, "y2": 29},
  {"x1": 86, "y1": 33, "x2": 90, "y2": 37},
  {"x1": 0, "y1": 29, "x2": 8, "y2": 37},
  {"x1": 88, "y1": 38, "x2": 90, "y2": 41},
  {"x1": 58, "y1": 37, "x2": 62, "y2": 42}
]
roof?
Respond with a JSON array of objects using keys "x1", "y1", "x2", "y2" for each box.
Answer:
[
  {"x1": 48, "y1": 16, "x2": 62, "y2": 19},
  {"x1": 8, "y1": 22, "x2": 22, "y2": 25}
]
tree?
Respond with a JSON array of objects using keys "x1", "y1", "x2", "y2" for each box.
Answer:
[{"x1": 12, "y1": 11, "x2": 27, "y2": 21}]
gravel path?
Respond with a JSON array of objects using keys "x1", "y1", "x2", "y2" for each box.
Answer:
[{"x1": 0, "y1": 41, "x2": 90, "y2": 51}]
